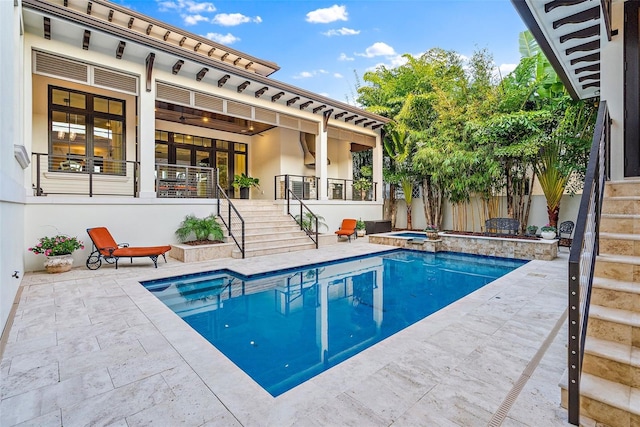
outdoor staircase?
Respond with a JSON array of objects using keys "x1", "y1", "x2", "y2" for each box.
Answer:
[
  {"x1": 560, "y1": 180, "x2": 640, "y2": 426},
  {"x1": 228, "y1": 200, "x2": 317, "y2": 259}
]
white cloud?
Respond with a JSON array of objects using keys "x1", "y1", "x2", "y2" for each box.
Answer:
[
  {"x1": 184, "y1": 14, "x2": 209, "y2": 25},
  {"x1": 334, "y1": 73, "x2": 344, "y2": 78},
  {"x1": 213, "y1": 13, "x2": 261, "y2": 26},
  {"x1": 294, "y1": 71, "x2": 315, "y2": 79},
  {"x1": 498, "y1": 63, "x2": 517, "y2": 76},
  {"x1": 338, "y1": 52, "x2": 354, "y2": 61},
  {"x1": 318, "y1": 69, "x2": 329, "y2": 74},
  {"x1": 306, "y1": 5, "x2": 348, "y2": 24},
  {"x1": 157, "y1": 0, "x2": 216, "y2": 13},
  {"x1": 356, "y1": 42, "x2": 396, "y2": 58},
  {"x1": 323, "y1": 27, "x2": 360, "y2": 37},
  {"x1": 205, "y1": 32, "x2": 240, "y2": 45}
]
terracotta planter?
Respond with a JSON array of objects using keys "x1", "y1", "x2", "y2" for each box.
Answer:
[
  {"x1": 44, "y1": 254, "x2": 73, "y2": 273},
  {"x1": 426, "y1": 231, "x2": 440, "y2": 240}
]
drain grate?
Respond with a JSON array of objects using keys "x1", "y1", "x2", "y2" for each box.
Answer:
[{"x1": 487, "y1": 307, "x2": 568, "y2": 427}]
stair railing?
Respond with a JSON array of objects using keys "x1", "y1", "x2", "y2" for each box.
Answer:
[
  {"x1": 286, "y1": 189, "x2": 319, "y2": 249},
  {"x1": 216, "y1": 184, "x2": 245, "y2": 258},
  {"x1": 567, "y1": 100, "x2": 610, "y2": 425}
]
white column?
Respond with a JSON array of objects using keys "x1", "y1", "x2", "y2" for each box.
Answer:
[
  {"x1": 373, "y1": 265, "x2": 383, "y2": 332},
  {"x1": 316, "y1": 125, "x2": 328, "y2": 200},
  {"x1": 138, "y1": 78, "x2": 156, "y2": 198},
  {"x1": 372, "y1": 132, "x2": 383, "y2": 202}
]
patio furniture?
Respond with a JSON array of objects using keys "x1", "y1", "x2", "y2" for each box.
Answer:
[
  {"x1": 85, "y1": 227, "x2": 171, "y2": 270},
  {"x1": 335, "y1": 219, "x2": 357, "y2": 242},
  {"x1": 364, "y1": 220, "x2": 392, "y2": 235},
  {"x1": 485, "y1": 218, "x2": 520, "y2": 235},
  {"x1": 558, "y1": 220, "x2": 575, "y2": 249}
]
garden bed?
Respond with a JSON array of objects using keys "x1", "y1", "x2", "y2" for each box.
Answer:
[{"x1": 169, "y1": 241, "x2": 235, "y2": 263}]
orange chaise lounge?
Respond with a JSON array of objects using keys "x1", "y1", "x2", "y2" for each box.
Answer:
[
  {"x1": 86, "y1": 227, "x2": 171, "y2": 270},
  {"x1": 335, "y1": 218, "x2": 357, "y2": 242}
]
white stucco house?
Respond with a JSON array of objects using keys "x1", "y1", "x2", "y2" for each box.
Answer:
[{"x1": 0, "y1": 0, "x2": 390, "y2": 331}]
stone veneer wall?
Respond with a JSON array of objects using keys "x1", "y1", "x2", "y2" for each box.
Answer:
[
  {"x1": 368, "y1": 233, "x2": 557, "y2": 261},
  {"x1": 170, "y1": 242, "x2": 235, "y2": 263}
]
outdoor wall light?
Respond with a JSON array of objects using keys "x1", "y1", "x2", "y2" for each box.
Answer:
[{"x1": 14, "y1": 144, "x2": 30, "y2": 169}]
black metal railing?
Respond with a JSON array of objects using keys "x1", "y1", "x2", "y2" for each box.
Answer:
[
  {"x1": 567, "y1": 101, "x2": 610, "y2": 425},
  {"x1": 287, "y1": 189, "x2": 319, "y2": 249},
  {"x1": 216, "y1": 184, "x2": 245, "y2": 258},
  {"x1": 275, "y1": 174, "x2": 377, "y2": 201},
  {"x1": 156, "y1": 164, "x2": 217, "y2": 198},
  {"x1": 32, "y1": 152, "x2": 138, "y2": 197}
]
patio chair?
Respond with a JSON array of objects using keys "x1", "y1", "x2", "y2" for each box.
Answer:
[
  {"x1": 85, "y1": 227, "x2": 171, "y2": 270},
  {"x1": 335, "y1": 218, "x2": 357, "y2": 242},
  {"x1": 558, "y1": 220, "x2": 575, "y2": 249}
]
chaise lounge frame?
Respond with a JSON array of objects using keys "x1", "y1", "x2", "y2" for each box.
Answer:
[{"x1": 85, "y1": 227, "x2": 171, "y2": 270}]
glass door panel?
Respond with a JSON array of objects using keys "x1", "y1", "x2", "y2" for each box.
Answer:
[
  {"x1": 234, "y1": 153, "x2": 247, "y2": 198},
  {"x1": 216, "y1": 151, "x2": 229, "y2": 193}
]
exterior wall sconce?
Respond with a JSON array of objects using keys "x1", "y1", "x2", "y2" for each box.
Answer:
[{"x1": 14, "y1": 144, "x2": 30, "y2": 169}]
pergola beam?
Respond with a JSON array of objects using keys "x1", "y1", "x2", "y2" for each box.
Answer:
[
  {"x1": 115, "y1": 40, "x2": 126, "y2": 59},
  {"x1": 82, "y1": 30, "x2": 91, "y2": 50},
  {"x1": 196, "y1": 67, "x2": 208, "y2": 82},
  {"x1": 237, "y1": 80, "x2": 250, "y2": 93},
  {"x1": 217, "y1": 74, "x2": 230, "y2": 87},
  {"x1": 172, "y1": 59, "x2": 184, "y2": 75}
]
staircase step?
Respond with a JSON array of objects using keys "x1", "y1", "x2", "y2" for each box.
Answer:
[
  {"x1": 600, "y1": 232, "x2": 640, "y2": 256},
  {"x1": 560, "y1": 371, "x2": 640, "y2": 426},
  {"x1": 592, "y1": 277, "x2": 640, "y2": 311},
  {"x1": 587, "y1": 305, "x2": 640, "y2": 346},
  {"x1": 244, "y1": 231, "x2": 309, "y2": 242},
  {"x1": 594, "y1": 254, "x2": 640, "y2": 282},
  {"x1": 601, "y1": 196, "x2": 640, "y2": 215},
  {"x1": 232, "y1": 242, "x2": 317, "y2": 258},
  {"x1": 605, "y1": 180, "x2": 640, "y2": 197},
  {"x1": 244, "y1": 235, "x2": 315, "y2": 250},
  {"x1": 582, "y1": 337, "x2": 639, "y2": 388},
  {"x1": 600, "y1": 214, "x2": 640, "y2": 234}
]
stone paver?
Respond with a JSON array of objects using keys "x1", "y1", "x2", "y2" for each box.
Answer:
[{"x1": 0, "y1": 240, "x2": 571, "y2": 426}]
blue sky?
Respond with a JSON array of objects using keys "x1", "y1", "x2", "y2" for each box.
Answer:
[{"x1": 124, "y1": 0, "x2": 527, "y2": 104}]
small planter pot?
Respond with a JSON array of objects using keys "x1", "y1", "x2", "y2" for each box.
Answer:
[
  {"x1": 44, "y1": 254, "x2": 74, "y2": 273},
  {"x1": 356, "y1": 229, "x2": 366, "y2": 238},
  {"x1": 426, "y1": 231, "x2": 440, "y2": 240},
  {"x1": 540, "y1": 231, "x2": 556, "y2": 240}
]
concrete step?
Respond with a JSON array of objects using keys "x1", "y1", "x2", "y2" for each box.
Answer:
[
  {"x1": 600, "y1": 232, "x2": 640, "y2": 256},
  {"x1": 560, "y1": 371, "x2": 640, "y2": 427},
  {"x1": 592, "y1": 277, "x2": 640, "y2": 312},
  {"x1": 601, "y1": 196, "x2": 640, "y2": 215},
  {"x1": 587, "y1": 304, "x2": 640, "y2": 346},
  {"x1": 243, "y1": 235, "x2": 315, "y2": 250},
  {"x1": 232, "y1": 241, "x2": 317, "y2": 258},
  {"x1": 600, "y1": 214, "x2": 640, "y2": 234},
  {"x1": 594, "y1": 254, "x2": 640, "y2": 282},
  {"x1": 604, "y1": 180, "x2": 640, "y2": 197},
  {"x1": 244, "y1": 230, "x2": 309, "y2": 242},
  {"x1": 582, "y1": 337, "x2": 639, "y2": 388}
]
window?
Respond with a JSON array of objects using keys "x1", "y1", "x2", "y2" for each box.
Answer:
[{"x1": 49, "y1": 86, "x2": 126, "y2": 175}]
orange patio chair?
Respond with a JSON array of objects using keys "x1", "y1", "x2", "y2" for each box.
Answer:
[
  {"x1": 86, "y1": 227, "x2": 171, "y2": 270},
  {"x1": 335, "y1": 218, "x2": 357, "y2": 242}
]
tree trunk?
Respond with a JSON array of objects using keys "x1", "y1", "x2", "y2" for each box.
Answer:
[
  {"x1": 505, "y1": 164, "x2": 514, "y2": 218},
  {"x1": 385, "y1": 183, "x2": 397, "y2": 228},
  {"x1": 407, "y1": 205, "x2": 412, "y2": 230},
  {"x1": 523, "y1": 173, "x2": 535, "y2": 233},
  {"x1": 547, "y1": 204, "x2": 560, "y2": 229},
  {"x1": 422, "y1": 177, "x2": 443, "y2": 230}
]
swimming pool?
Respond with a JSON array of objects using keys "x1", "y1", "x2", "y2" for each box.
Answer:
[
  {"x1": 389, "y1": 231, "x2": 431, "y2": 239},
  {"x1": 141, "y1": 250, "x2": 526, "y2": 396}
]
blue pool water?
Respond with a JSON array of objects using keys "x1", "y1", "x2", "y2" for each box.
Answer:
[
  {"x1": 141, "y1": 250, "x2": 526, "y2": 396},
  {"x1": 390, "y1": 231, "x2": 433, "y2": 238}
]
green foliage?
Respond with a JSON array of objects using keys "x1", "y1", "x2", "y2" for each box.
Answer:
[
  {"x1": 356, "y1": 219, "x2": 365, "y2": 230},
  {"x1": 29, "y1": 235, "x2": 84, "y2": 256},
  {"x1": 295, "y1": 212, "x2": 327, "y2": 232},
  {"x1": 175, "y1": 214, "x2": 224, "y2": 242},
  {"x1": 232, "y1": 173, "x2": 260, "y2": 189}
]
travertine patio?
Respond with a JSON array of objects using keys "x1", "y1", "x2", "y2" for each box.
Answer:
[{"x1": 0, "y1": 240, "x2": 571, "y2": 426}]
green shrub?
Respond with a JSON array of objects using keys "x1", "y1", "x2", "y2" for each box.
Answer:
[{"x1": 175, "y1": 214, "x2": 224, "y2": 242}]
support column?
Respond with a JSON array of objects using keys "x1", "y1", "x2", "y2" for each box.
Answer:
[
  {"x1": 316, "y1": 124, "x2": 328, "y2": 200},
  {"x1": 138, "y1": 78, "x2": 156, "y2": 198},
  {"x1": 372, "y1": 132, "x2": 383, "y2": 202}
]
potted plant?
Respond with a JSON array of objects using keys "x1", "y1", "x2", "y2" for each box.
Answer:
[
  {"x1": 175, "y1": 214, "x2": 224, "y2": 244},
  {"x1": 29, "y1": 234, "x2": 84, "y2": 273},
  {"x1": 356, "y1": 218, "x2": 366, "y2": 237},
  {"x1": 425, "y1": 225, "x2": 439, "y2": 240},
  {"x1": 352, "y1": 178, "x2": 372, "y2": 201},
  {"x1": 232, "y1": 173, "x2": 260, "y2": 199},
  {"x1": 295, "y1": 212, "x2": 327, "y2": 233},
  {"x1": 526, "y1": 225, "x2": 538, "y2": 236},
  {"x1": 540, "y1": 224, "x2": 557, "y2": 240}
]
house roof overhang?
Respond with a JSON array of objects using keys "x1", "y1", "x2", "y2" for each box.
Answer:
[
  {"x1": 511, "y1": 0, "x2": 611, "y2": 100},
  {"x1": 22, "y1": 0, "x2": 391, "y2": 130}
]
